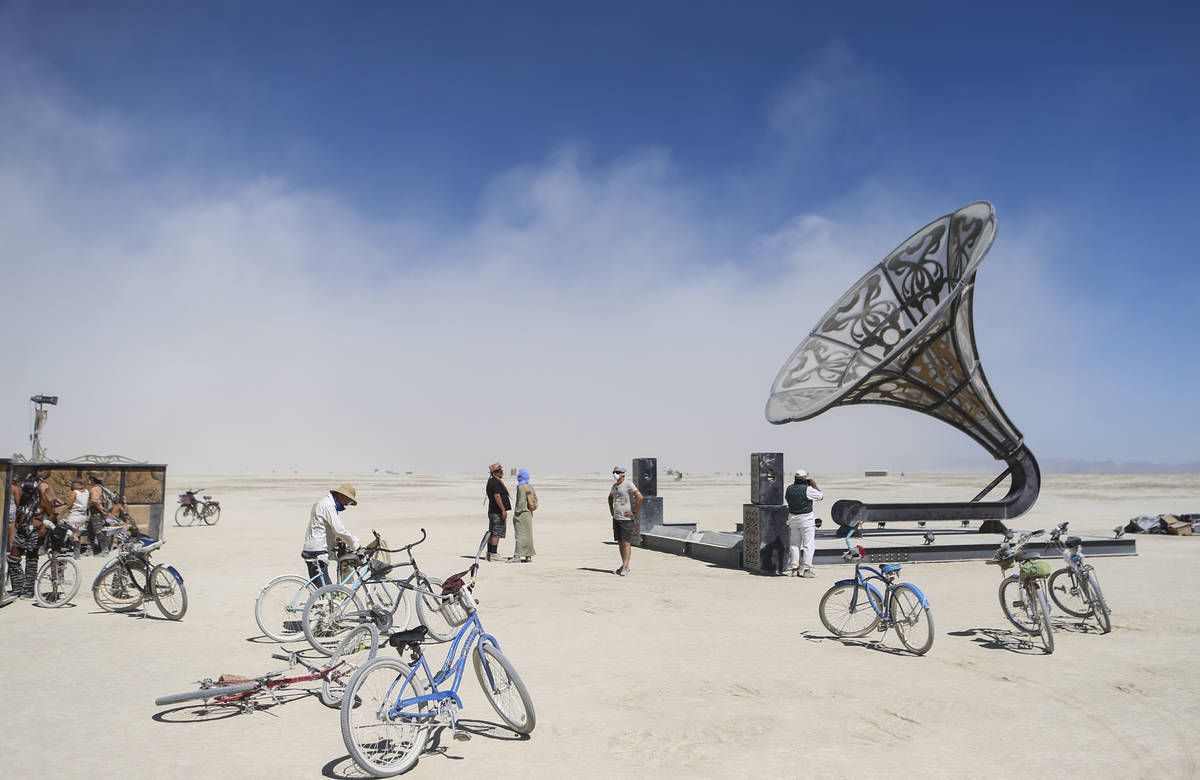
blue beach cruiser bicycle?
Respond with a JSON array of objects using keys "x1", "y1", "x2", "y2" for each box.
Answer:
[
  {"x1": 340, "y1": 533, "x2": 535, "y2": 776},
  {"x1": 818, "y1": 539, "x2": 935, "y2": 655}
]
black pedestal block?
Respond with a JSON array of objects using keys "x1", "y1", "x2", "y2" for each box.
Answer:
[
  {"x1": 742, "y1": 504, "x2": 790, "y2": 574},
  {"x1": 750, "y1": 452, "x2": 784, "y2": 506}
]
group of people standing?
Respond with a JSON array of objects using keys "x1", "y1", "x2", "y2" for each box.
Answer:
[
  {"x1": 293, "y1": 463, "x2": 825, "y2": 587},
  {"x1": 5, "y1": 471, "x2": 125, "y2": 598},
  {"x1": 485, "y1": 462, "x2": 538, "y2": 563}
]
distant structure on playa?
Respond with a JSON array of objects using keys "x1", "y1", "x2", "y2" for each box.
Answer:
[{"x1": 765, "y1": 202, "x2": 1040, "y2": 535}]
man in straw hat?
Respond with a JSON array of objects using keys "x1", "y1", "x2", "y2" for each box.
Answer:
[{"x1": 301, "y1": 484, "x2": 361, "y2": 587}]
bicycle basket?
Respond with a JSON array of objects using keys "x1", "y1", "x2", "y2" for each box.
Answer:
[
  {"x1": 1018, "y1": 559, "x2": 1052, "y2": 580},
  {"x1": 437, "y1": 572, "x2": 474, "y2": 626}
]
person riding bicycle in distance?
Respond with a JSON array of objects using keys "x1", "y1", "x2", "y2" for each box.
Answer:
[{"x1": 302, "y1": 484, "x2": 361, "y2": 588}]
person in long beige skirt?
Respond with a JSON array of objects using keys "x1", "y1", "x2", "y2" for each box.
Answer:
[{"x1": 510, "y1": 468, "x2": 537, "y2": 563}]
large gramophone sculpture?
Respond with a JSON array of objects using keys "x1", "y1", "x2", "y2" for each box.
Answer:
[{"x1": 766, "y1": 202, "x2": 1038, "y2": 534}]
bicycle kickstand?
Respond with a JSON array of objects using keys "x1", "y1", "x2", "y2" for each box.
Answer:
[{"x1": 440, "y1": 699, "x2": 470, "y2": 742}]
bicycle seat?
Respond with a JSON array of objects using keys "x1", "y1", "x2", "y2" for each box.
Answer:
[
  {"x1": 881, "y1": 564, "x2": 902, "y2": 574},
  {"x1": 1065, "y1": 536, "x2": 1082, "y2": 547},
  {"x1": 1016, "y1": 550, "x2": 1040, "y2": 561},
  {"x1": 388, "y1": 625, "x2": 429, "y2": 649}
]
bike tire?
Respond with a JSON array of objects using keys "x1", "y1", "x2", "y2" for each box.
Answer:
[
  {"x1": 414, "y1": 576, "x2": 461, "y2": 642},
  {"x1": 473, "y1": 641, "x2": 536, "y2": 734},
  {"x1": 321, "y1": 624, "x2": 380, "y2": 708},
  {"x1": 1048, "y1": 567, "x2": 1090, "y2": 617},
  {"x1": 155, "y1": 681, "x2": 260, "y2": 707},
  {"x1": 151, "y1": 564, "x2": 188, "y2": 620},
  {"x1": 1032, "y1": 581, "x2": 1055, "y2": 653},
  {"x1": 93, "y1": 561, "x2": 149, "y2": 613},
  {"x1": 35, "y1": 556, "x2": 81, "y2": 608},
  {"x1": 303, "y1": 584, "x2": 367, "y2": 656},
  {"x1": 889, "y1": 584, "x2": 934, "y2": 655},
  {"x1": 998, "y1": 576, "x2": 1038, "y2": 634},
  {"x1": 204, "y1": 505, "x2": 220, "y2": 525},
  {"x1": 818, "y1": 583, "x2": 881, "y2": 637},
  {"x1": 1084, "y1": 571, "x2": 1112, "y2": 634},
  {"x1": 363, "y1": 580, "x2": 412, "y2": 635},
  {"x1": 340, "y1": 657, "x2": 429, "y2": 777},
  {"x1": 255, "y1": 574, "x2": 316, "y2": 642},
  {"x1": 174, "y1": 505, "x2": 189, "y2": 527}
]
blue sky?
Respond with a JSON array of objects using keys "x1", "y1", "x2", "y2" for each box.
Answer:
[{"x1": 1, "y1": 2, "x2": 1196, "y2": 474}]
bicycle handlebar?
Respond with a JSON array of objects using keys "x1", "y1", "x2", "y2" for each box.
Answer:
[{"x1": 367, "y1": 528, "x2": 427, "y2": 555}]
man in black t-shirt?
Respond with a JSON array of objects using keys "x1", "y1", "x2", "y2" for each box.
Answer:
[{"x1": 485, "y1": 462, "x2": 510, "y2": 562}]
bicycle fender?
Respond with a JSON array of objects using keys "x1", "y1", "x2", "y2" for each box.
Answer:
[
  {"x1": 898, "y1": 582, "x2": 931, "y2": 608},
  {"x1": 166, "y1": 565, "x2": 184, "y2": 584},
  {"x1": 476, "y1": 632, "x2": 502, "y2": 654},
  {"x1": 832, "y1": 578, "x2": 858, "y2": 588}
]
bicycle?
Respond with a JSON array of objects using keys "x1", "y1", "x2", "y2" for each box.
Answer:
[
  {"x1": 92, "y1": 523, "x2": 189, "y2": 620},
  {"x1": 302, "y1": 529, "x2": 465, "y2": 656},
  {"x1": 1043, "y1": 522, "x2": 1112, "y2": 634},
  {"x1": 817, "y1": 537, "x2": 935, "y2": 655},
  {"x1": 339, "y1": 534, "x2": 535, "y2": 777},
  {"x1": 34, "y1": 522, "x2": 81, "y2": 608},
  {"x1": 155, "y1": 625, "x2": 380, "y2": 713},
  {"x1": 987, "y1": 529, "x2": 1055, "y2": 653},
  {"x1": 255, "y1": 541, "x2": 382, "y2": 642},
  {"x1": 176, "y1": 489, "x2": 221, "y2": 526}
]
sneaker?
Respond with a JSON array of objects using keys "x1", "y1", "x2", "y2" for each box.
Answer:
[
  {"x1": 800, "y1": 566, "x2": 817, "y2": 578},
  {"x1": 520, "y1": 557, "x2": 532, "y2": 563},
  {"x1": 486, "y1": 553, "x2": 501, "y2": 562},
  {"x1": 615, "y1": 567, "x2": 628, "y2": 576}
]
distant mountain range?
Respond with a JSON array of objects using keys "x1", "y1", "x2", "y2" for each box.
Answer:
[{"x1": 1039, "y1": 458, "x2": 1200, "y2": 474}]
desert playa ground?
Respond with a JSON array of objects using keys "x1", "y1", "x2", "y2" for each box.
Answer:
[{"x1": 3, "y1": 472, "x2": 1198, "y2": 779}]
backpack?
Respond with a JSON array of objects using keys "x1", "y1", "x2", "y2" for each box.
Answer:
[
  {"x1": 525, "y1": 486, "x2": 538, "y2": 512},
  {"x1": 17, "y1": 475, "x2": 41, "y2": 521}
]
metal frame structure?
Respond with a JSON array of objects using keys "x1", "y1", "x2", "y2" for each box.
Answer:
[{"x1": 766, "y1": 202, "x2": 1039, "y2": 532}]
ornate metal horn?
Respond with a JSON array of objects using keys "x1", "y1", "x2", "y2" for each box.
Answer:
[{"x1": 766, "y1": 202, "x2": 1039, "y2": 532}]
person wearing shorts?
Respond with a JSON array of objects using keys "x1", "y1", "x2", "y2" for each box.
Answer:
[
  {"x1": 485, "y1": 462, "x2": 510, "y2": 562},
  {"x1": 608, "y1": 465, "x2": 642, "y2": 577}
]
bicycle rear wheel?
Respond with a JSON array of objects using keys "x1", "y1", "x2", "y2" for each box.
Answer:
[
  {"x1": 1048, "y1": 568, "x2": 1090, "y2": 617},
  {"x1": 998, "y1": 576, "x2": 1038, "y2": 633},
  {"x1": 155, "y1": 681, "x2": 260, "y2": 707},
  {"x1": 1031, "y1": 581, "x2": 1055, "y2": 653},
  {"x1": 203, "y1": 504, "x2": 220, "y2": 525},
  {"x1": 889, "y1": 584, "x2": 934, "y2": 655},
  {"x1": 474, "y1": 641, "x2": 536, "y2": 734},
  {"x1": 304, "y1": 584, "x2": 367, "y2": 656},
  {"x1": 414, "y1": 576, "x2": 464, "y2": 642},
  {"x1": 321, "y1": 624, "x2": 380, "y2": 707},
  {"x1": 255, "y1": 574, "x2": 316, "y2": 642},
  {"x1": 93, "y1": 561, "x2": 148, "y2": 612},
  {"x1": 818, "y1": 583, "x2": 881, "y2": 637},
  {"x1": 1083, "y1": 571, "x2": 1111, "y2": 634},
  {"x1": 35, "y1": 555, "x2": 81, "y2": 608},
  {"x1": 151, "y1": 564, "x2": 188, "y2": 620},
  {"x1": 340, "y1": 657, "x2": 430, "y2": 777}
]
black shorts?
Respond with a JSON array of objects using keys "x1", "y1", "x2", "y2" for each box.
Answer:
[
  {"x1": 612, "y1": 516, "x2": 635, "y2": 544},
  {"x1": 488, "y1": 512, "x2": 507, "y2": 539}
]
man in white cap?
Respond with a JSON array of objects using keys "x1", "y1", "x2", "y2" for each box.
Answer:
[
  {"x1": 608, "y1": 465, "x2": 642, "y2": 576},
  {"x1": 301, "y1": 484, "x2": 360, "y2": 587},
  {"x1": 784, "y1": 469, "x2": 824, "y2": 577}
]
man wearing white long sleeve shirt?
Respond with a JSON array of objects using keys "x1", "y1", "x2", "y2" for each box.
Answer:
[
  {"x1": 302, "y1": 484, "x2": 361, "y2": 587},
  {"x1": 785, "y1": 470, "x2": 824, "y2": 578}
]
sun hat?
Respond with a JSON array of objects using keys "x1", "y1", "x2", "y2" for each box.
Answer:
[
  {"x1": 333, "y1": 484, "x2": 358, "y2": 505},
  {"x1": 794, "y1": 469, "x2": 808, "y2": 478}
]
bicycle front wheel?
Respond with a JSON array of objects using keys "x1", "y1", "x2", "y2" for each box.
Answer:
[
  {"x1": 321, "y1": 624, "x2": 380, "y2": 707},
  {"x1": 1031, "y1": 581, "x2": 1055, "y2": 653},
  {"x1": 1048, "y1": 568, "x2": 1090, "y2": 617},
  {"x1": 474, "y1": 641, "x2": 536, "y2": 734},
  {"x1": 255, "y1": 574, "x2": 316, "y2": 642},
  {"x1": 819, "y1": 583, "x2": 881, "y2": 637},
  {"x1": 998, "y1": 576, "x2": 1038, "y2": 633},
  {"x1": 340, "y1": 657, "x2": 430, "y2": 777},
  {"x1": 304, "y1": 584, "x2": 367, "y2": 656},
  {"x1": 1084, "y1": 571, "x2": 1112, "y2": 634},
  {"x1": 155, "y1": 681, "x2": 260, "y2": 707},
  {"x1": 174, "y1": 506, "x2": 191, "y2": 526},
  {"x1": 889, "y1": 584, "x2": 934, "y2": 655},
  {"x1": 93, "y1": 561, "x2": 148, "y2": 612},
  {"x1": 151, "y1": 564, "x2": 188, "y2": 620},
  {"x1": 35, "y1": 556, "x2": 81, "y2": 608},
  {"x1": 414, "y1": 576, "x2": 464, "y2": 642},
  {"x1": 203, "y1": 504, "x2": 220, "y2": 525}
]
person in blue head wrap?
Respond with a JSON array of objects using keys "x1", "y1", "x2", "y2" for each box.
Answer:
[{"x1": 509, "y1": 468, "x2": 538, "y2": 563}]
